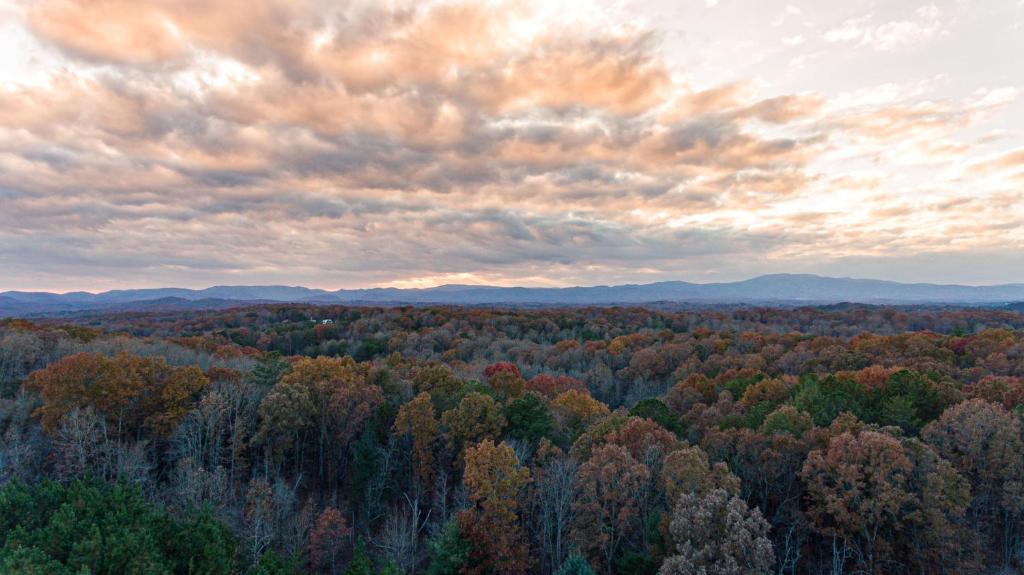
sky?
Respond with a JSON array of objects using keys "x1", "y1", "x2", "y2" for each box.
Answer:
[{"x1": 0, "y1": 0, "x2": 1022, "y2": 292}]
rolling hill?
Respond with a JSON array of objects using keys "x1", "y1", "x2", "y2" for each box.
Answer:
[{"x1": 4, "y1": 274, "x2": 1024, "y2": 317}]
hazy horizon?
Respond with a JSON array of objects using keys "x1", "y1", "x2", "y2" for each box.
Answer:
[
  {"x1": 1, "y1": 0, "x2": 1022, "y2": 292},
  {"x1": 7, "y1": 272, "x2": 1024, "y2": 296}
]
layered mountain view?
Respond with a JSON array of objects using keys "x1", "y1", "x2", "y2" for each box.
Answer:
[{"x1": 5, "y1": 274, "x2": 1024, "y2": 317}]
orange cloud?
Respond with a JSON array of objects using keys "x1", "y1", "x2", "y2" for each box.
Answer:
[
  {"x1": 27, "y1": 0, "x2": 186, "y2": 65},
  {"x1": 969, "y1": 148, "x2": 1024, "y2": 175},
  {"x1": 1, "y1": 0, "x2": 1021, "y2": 291}
]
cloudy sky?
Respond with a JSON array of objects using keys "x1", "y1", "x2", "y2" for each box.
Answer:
[{"x1": 1, "y1": 0, "x2": 1022, "y2": 292}]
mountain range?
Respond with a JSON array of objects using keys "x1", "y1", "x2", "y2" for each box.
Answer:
[{"x1": 4, "y1": 274, "x2": 1024, "y2": 317}]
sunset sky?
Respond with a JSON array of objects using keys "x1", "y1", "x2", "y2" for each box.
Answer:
[{"x1": 1, "y1": 0, "x2": 1022, "y2": 292}]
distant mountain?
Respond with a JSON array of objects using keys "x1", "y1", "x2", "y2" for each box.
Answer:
[
  {"x1": 79, "y1": 297, "x2": 282, "y2": 314},
  {"x1": 5, "y1": 274, "x2": 1024, "y2": 317}
]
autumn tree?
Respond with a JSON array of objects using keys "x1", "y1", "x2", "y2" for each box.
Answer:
[
  {"x1": 527, "y1": 375, "x2": 588, "y2": 400},
  {"x1": 393, "y1": 392, "x2": 439, "y2": 489},
  {"x1": 483, "y1": 363, "x2": 521, "y2": 380},
  {"x1": 660, "y1": 445, "x2": 739, "y2": 507},
  {"x1": 738, "y1": 377, "x2": 792, "y2": 410},
  {"x1": 26, "y1": 352, "x2": 209, "y2": 439},
  {"x1": 666, "y1": 374, "x2": 718, "y2": 416},
  {"x1": 485, "y1": 363, "x2": 527, "y2": 399},
  {"x1": 898, "y1": 438, "x2": 977, "y2": 573},
  {"x1": 414, "y1": 365, "x2": 465, "y2": 412},
  {"x1": 568, "y1": 412, "x2": 630, "y2": 462},
  {"x1": 801, "y1": 430, "x2": 913, "y2": 573},
  {"x1": 700, "y1": 427, "x2": 809, "y2": 570},
  {"x1": 551, "y1": 390, "x2": 610, "y2": 442},
  {"x1": 572, "y1": 443, "x2": 649, "y2": 573},
  {"x1": 964, "y1": 375, "x2": 1024, "y2": 411},
  {"x1": 458, "y1": 440, "x2": 531, "y2": 575},
  {"x1": 257, "y1": 356, "x2": 383, "y2": 485},
  {"x1": 441, "y1": 393, "x2": 506, "y2": 462},
  {"x1": 605, "y1": 417, "x2": 679, "y2": 467},
  {"x1": 27, "y1": 353, "x2": 134, "y2": 435},
  {"x1": 603, "y1": 417, "x2": 679, "y2": 550},
  {"x1": 308, "y1": 507, "x2": 351, "y2": 575},
  {"x1": 923, "y1": 398, "x2": 1024, "y2": 567},
  {"x1": 255, "y1": 378, "x2": 314, "y2": 476},
  {"x1": 659, "y1": 488, "x2": 774, "y2": 575}
]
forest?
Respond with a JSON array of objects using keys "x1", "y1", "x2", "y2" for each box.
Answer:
[{"x1": 1, "y1": 303, "x2": 1023, "y2": 574}]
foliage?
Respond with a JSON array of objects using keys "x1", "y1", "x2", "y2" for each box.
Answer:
[
  {"x1": 424, "y1": 520, "x2": 471, "y2": 575},
  {"x1": 441, "y1": 392, "x2": 506, "y2": 459},
  {"x1": 27, "y1": 352, "x2": 209, "y2": 438},
  {"x1": 0, "y1": 480, "x2": 237, "y2": 574},
  {"x1": 459, "y1": 439, "x2": 532, "y2": 575},
  {"x1": 257, "y1": 356, "x2": 383, "y2": 484},
  {"x1": 393, "y1": 392, "x2": 439, "y2": 488},
  {"x1": 923, "y1": 398, "x2": 1024, "y2": 566},
  {"x1": 573, "y1": 444, "x2": 649, "y2": 573},
  {"x1": 6, "y1": 304, "x2": 1024, "y2": 574},
  {"x1": 658, "y1": 488, "x2": 774, "y2": 575},
  {"x1": 555, "y1": 553, "x2": 596, "y2": 575},
  {"x1": 629, "y1": 398, "x2": 686, "y2": 437},
  {"x1": 504, "y1": 391, "x2": 556, "y2": 446}
]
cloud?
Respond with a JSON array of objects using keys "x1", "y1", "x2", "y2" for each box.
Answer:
[
  {"x1": 824, "y1": 4, "x2": 948, "y2": 51},
  {"x1": 968, "y1": 148, "x2": 1024, "y2": 174},
  {"x1": 0, "y1": 0, "x2": 1021, "y2": 291},
  {"x1": 26, "y1": 0, "x2": 187, "y2": 66}
]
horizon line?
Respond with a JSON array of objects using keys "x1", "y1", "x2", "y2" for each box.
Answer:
[{"x1": 6, "y1": 272, "x2": 1024, "y2": 296}]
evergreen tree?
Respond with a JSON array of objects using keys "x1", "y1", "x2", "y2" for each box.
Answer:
[
  {"x1": 555, "y1": 553, "x2": 596, "y2": 575},
  {"x1": 425, "y1": 520, "x2": 471, "y2": 575}
]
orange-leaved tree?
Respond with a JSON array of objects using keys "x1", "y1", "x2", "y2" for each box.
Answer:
[
  {"x1": 393, "y1": 391, "x2": 439, "y2": 489},
  {"x1": 27, "y1": 352, "x2": 208, "y2": 439},
  {"x1": 572, "y1": 443, "x2": 649, "y2": 574},
  {"x1": 458, "y1": 439, "x2": 531, "y2": 575}
]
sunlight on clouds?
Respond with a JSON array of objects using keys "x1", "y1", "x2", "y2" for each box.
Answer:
[
  {"x1": 170, "y1": 54, "x2": 262, "y2": 98},
  {"x1": 0, "y1": 11, "x2": 61, "y2": 88},
  {"x1": 0, "y1": 0, "x2": 1022, "y2": 290},
  {"x1": 385, "y1": 271, "x2": 567, "y2": 289}
]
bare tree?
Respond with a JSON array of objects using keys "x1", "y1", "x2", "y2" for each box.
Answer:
[
  {"x1": 532, "y1": 455, "x2": 579, "y2": 573},
  {"x1": 170, "y1": 457, "x2": 231, "y2": 515},
  {"x1": 0, "y1": 390, "x2": 48, "y2": 482},
  {"x1": 51, "y1": 406, "x2": 152, "y2": 490},
  {"x1": 377, "y1": 489, "x2": 431, "y2": 573},
  {"x1": 244, "y1": 478, "x2": 276, "y2": 561}
]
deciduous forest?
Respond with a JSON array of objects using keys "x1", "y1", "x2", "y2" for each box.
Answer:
[{"x1": 2, "y1": 304, "x2": 1023, "y2": 574}]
